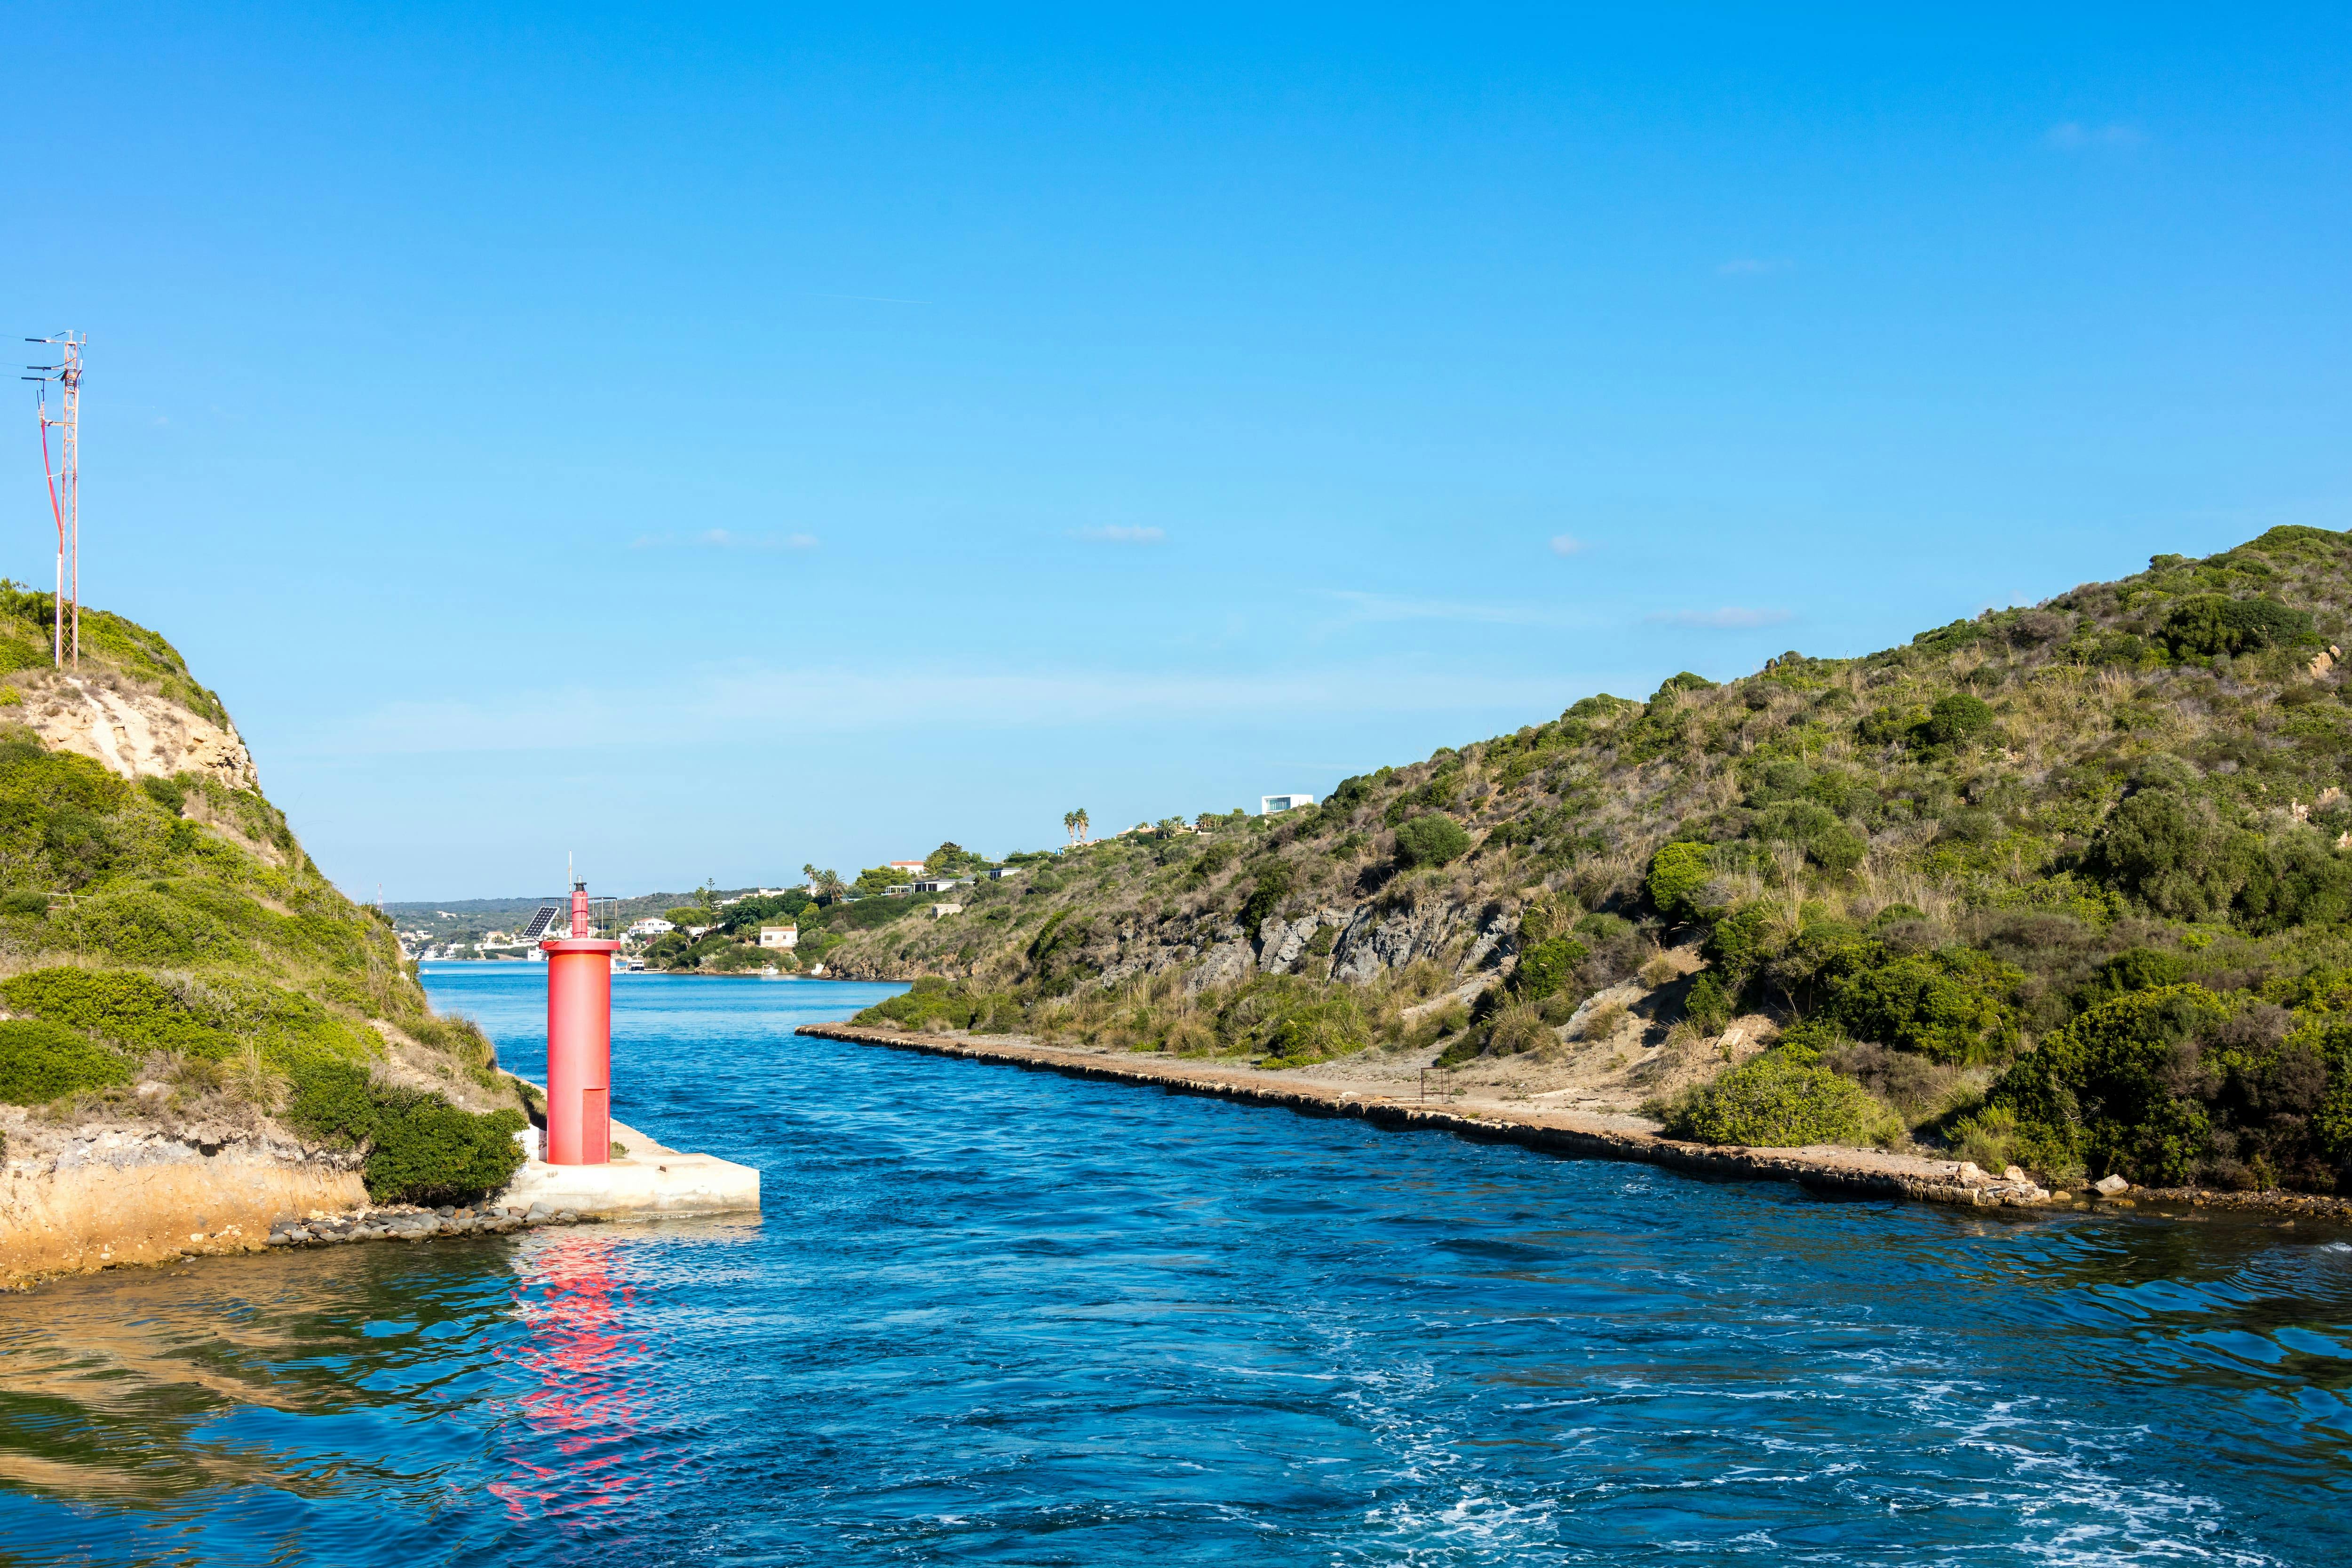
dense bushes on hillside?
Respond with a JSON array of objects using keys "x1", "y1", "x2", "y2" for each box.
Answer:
[
  {"x1": 0, "y1": 1019, "x2": 131, "y2": 1104},
  {"x1": 813, "y1": 528, "x2": 2352, "y2": 1193}
]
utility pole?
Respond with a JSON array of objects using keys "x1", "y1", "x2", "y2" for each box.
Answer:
[{"x1": 23, "y1": 332, "x2": 84, "y2": 668}]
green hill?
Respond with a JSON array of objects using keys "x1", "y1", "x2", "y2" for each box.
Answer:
[
  {"x1": 819, "y1": 526, "x2": 2352, "y2": 1195},
  {"x1": 0, "y1": 590, "x2": 524, "y2": 1205}
]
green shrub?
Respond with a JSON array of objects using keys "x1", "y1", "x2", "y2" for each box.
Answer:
[
  {"x1": 0, "y1": 1018, "x2": 131, "y2": 1104},
  {"x1": 825, "y1": 893, "x2": 926, "y2": 932},
  {"x1": 1822, "y1": 947, "x2": 2020, "y2": 1064},
  {"x1": 1858, "y1": 704, "x2": 1928, "y2": 747},
  {"x1": 0, "y1": 967, "x2": 235, "y2": 1058},
  {"x1": 2160, "y1": 595, "x2": 2314, "y2": 659},
  {"x1": 2084, "y1": 788, "x2": 2259, "y2": 920},
  {"x1": 1952, "y1": 1103, "x2": 2021, "y2": 1172},
  {"x1": 1393, "y1": 815, "x2": 1470, "y2": 868},
  {"x1": 1662, "y1": 1051, "x2": 1887, "y2": 1147},
  {"x1": 2093, "y1": 948, "x2": 2188, "y2": 995},
  {"x1": 1240, "y1": 863, "x2": 1297, "y2": 929},
  {"x1": 363, "y1": 1094, "x2": 528, "y2": 1206},
  {"x1": 1513, "y1": 936, "x2": 1588, "y2": 1002},
  {"x1": 1987, "y1": 984, "x2": 2229, "y2": 1184},
  {"x1": 1484, "y1": 1001, "x2": 1552, "y2": 1057},
  {"x1": 1264, "y1": 995, "x2": 1368, "y2": 1060},
  {"x1": 282, "y1": 1057, "x2": 526, "y2": 1205},
  {"x1": 2237, "y1": 828, "x2": 2352, "y2": 934},
  {"x1": 139, "y1": 774, "x2": 190, "y2": 816},
  {"x1": 1912, "y1": 618, "x2": 1984, "y2": 654},
  {"x1": 1923, "y1": 693, "x2": 1995, "y2": 746},
  {"x1": 1645, "y1": 841, "x2": 1713, "y2": 920},
  {"x1": 853, "y1": 981, "x2": 1023, "y2": 1033},
  {"x1": 56, "y1": 888, "x2": 240, "y2": 965},
  {"x1": 1685, "y1": 971, "x2": 1733, "y2": 1034}
]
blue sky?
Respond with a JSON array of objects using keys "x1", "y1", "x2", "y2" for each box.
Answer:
[{"x1": 5, "y1": 5, "x2": 2348, "y2": 898}]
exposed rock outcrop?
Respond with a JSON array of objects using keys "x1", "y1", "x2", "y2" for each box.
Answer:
[
  {"x1": 16, "y1": 672, "x2": 259, "y2": 790},
  {"x1": 2, "y1": 1126, "x2": 366, "y2": 1288}
]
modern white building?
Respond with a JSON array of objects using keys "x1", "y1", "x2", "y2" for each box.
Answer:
[
  {"x1": 1261, "y1": 793, "x2": 1317, "y2": 814},
  {"x1": 628, "y1": 917, "x2": 676, "y2": 937},
  {"x1": 758, "y1": 925, "x2": 799, "y2": 950}
]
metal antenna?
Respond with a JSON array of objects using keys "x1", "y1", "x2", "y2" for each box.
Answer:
[{"x1": 23, "y1": 332, "x2": 83, "y2": 668}]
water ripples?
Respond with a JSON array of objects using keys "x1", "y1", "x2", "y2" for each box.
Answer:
[{"x1": 1, "y1": 968, "x2": 2349, "y2": 1564}]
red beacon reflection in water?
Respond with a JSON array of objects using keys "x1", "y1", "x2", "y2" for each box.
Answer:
[
  {"x1": 492, "y1": 1232, "x2": 650, "y2": 1522},
  {"x1": 541, "y1": 880, "x2": 621, "y2": 1164}
]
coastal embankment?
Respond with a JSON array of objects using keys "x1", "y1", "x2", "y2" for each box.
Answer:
[
  {"x1": 0, "y1": 1126, "x2": 366, "y2": 1285},
  {"x1": 797, "y1": 1023, "x2": 2352, "y2": 1222},
  {"x1": 0, "y1": 1103, "x2": 750, "y2": 1290}
]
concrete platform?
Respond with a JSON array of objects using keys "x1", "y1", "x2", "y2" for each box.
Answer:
[{"x1": 499, "y1": 1116, "x2": 760, "y2": 1220}]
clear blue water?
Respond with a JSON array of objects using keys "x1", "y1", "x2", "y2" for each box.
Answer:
[{"x1": 4, "y1": 966, "x2": 2352, "y2": 1565}]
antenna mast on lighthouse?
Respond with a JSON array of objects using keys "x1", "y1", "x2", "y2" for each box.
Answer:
[{"x1": 22, "y1": 332, "x2": 84, "y2": 668}]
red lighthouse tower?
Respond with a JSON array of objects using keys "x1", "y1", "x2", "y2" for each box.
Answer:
[{"x1": 541, "y1": 879, "x2": 622, "y2": 1165}]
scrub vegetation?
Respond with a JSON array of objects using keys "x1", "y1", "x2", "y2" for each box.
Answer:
[
  {"x1": 0, "y1": 592, "x2": 524, "y2": 1204},
  {"x1": 830, "y1": 527, "x2": 2352, "y2": 1194}
]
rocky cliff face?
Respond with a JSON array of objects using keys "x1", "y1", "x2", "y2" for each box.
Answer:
[{"x1": 16, "y1": 669, "x2": 260, "y2": 790}]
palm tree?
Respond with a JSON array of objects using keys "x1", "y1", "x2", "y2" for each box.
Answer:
[
  {"x1": 1073, "y1": 808, "x2": 1090, "y2": 844},
  {"x1": 1061, "y1": 811, "x2": 1077, "y2": 844}
]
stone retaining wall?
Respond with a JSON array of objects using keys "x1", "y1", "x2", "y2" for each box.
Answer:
[{"x1": 796, "y1": 1024, "x2": 2064, "y2": 1211}]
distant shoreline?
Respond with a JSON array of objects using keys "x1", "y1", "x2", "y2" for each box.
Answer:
[{"x1": 420, "y1": 961, "x2": 882, "y2": 983}]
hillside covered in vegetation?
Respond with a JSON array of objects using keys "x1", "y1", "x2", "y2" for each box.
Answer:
[
  {"x1": 824, "y1": 527, "x2": 2352, "y2": 1195},
  {"x1": 0, "y1": 589, "x2": 525, "y2": 1206}
]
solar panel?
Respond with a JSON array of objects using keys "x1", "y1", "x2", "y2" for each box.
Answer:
[{"x1": 520, "y1": 903, "x2": 561, "y2": 940}]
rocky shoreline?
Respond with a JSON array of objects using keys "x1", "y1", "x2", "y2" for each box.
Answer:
[
  {"x1": 266, "y1": 1199, "x2": 595, "y2": 1249},
  {"x1": 798, "y1": 1023, "x2": 2352, "y2": 1226}
]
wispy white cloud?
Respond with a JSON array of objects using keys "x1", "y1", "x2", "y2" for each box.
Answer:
[
  {"x1": 1648, "y1": 607, "x2": 1792, "y2": 629},
  {"x1": 2045, "y1": 121, "x2": 2142, "y2": 151},
  {"x1": 306, "y1": 663, "x2": 1589, "y2": 757},
  {"x1": 1549, "y1": 534, "x2": 1588, "y2": 557},
  {"x1": 1716, "y1": 257, "x2": 1792, "y2": 277},
  {"x1": 1071, "y1": 525, "x2": 1166, "y2": 543},
  {"x1": 631, "y1": 529, "x2": 818, "y2": 551},
  {"x1": 1321, "y1": 590, "x2": 1574, "y2": 629}
]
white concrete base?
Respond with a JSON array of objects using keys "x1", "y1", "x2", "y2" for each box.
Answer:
[{"x1": 499, "y1": 1116, "x2": 759, "y2": 1219}]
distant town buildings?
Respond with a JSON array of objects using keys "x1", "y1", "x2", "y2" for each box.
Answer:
[
  {"x1": 1261, "y1": 793, "x2": 1316, "y2": 814},
  {"x1": 628, "y1": 917, "x2": 676, "y2": 937}
]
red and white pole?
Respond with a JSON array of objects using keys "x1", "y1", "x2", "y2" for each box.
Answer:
[{"x1": 542, "y1": 881, "x2": 621, "y2": 1164}]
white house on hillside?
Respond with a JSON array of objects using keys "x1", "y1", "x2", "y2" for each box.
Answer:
[
  {"x1": 759, "y1": 925, "x2": 798, "y2": 949},
  {"x1": 1261, "y1": 793, "x2": 1316, "y2": 814}
]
